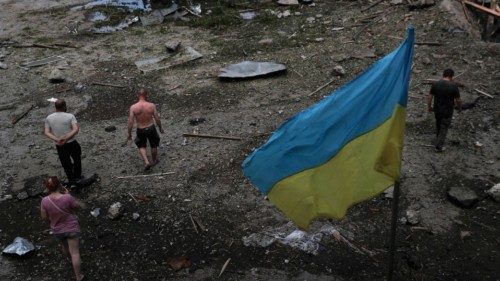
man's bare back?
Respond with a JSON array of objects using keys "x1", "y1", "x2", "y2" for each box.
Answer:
[{"x1": 130, "y1": 101, "x2": 157, "y2": 129}]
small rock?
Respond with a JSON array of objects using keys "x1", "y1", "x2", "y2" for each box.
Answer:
[
  {"x1": 405, "y1": 210, "x2": 420, "y2": 225},
  {"x1": 314, "y1": 37, "x2": 324, "y2": 42},
  {"x1": 460, "y1": 231, "x2": 471, "y2": 240},
  {"x1": 282, "y1": 10, "x2": 291, "y2": 17},
  {"x1": 48, "y1": 68, "x2": 66, "y2": 83},
  {"x1": 383, "y1": 186, "x2": 394, "y2": 198},
  {"x1": 90, "y1": 208, "x2": 100, "y2": 217},
  {"x1": 447, "y1": 186, "x2": 478, "y2": 208},
  {"x1": 331, "y1": 65, "x2": 346, "y2": 76},
  {"x1": 315, "y1": 14, "x2": 323, "y2": 18},
  {"x1": 108, "y1": 202, "x2": 124, "y2": 220},
  {"x1": 0, "y1": 62, "x2": 8, "y2": 69},
  {"x1": 132, "y1": 212, "x2": 140, "y2": 221},
  {"x1": 105, "y1": 125, "x2": 117, "y2": 132},
  {"x1": 486, "y1": 183, "x2": 500, "y2": 202},
  {"x1": 277, "y1": 0, "x2": 299, "y2": 5},
  {"x1": 306, "y1": 17, "x2": 315, "y2": 23},
  {"x1": 258, "y1": 38, "x2": 273, "y2": 45},
  {"x1": 17, "y1": 191, "x2": 29, "y2": 200},
  {"x1": 422, "y1": 57, "x2": 432, "y2": 65},
  {"x1": 390, "y1": 0, "x2": 403, "y2": 4},
  {"x1": 75, "y1": 82, "x2": 86, "y2": 91},
  {"x1": 165, "y1": 41, "x2": 180, "y2": 53}
]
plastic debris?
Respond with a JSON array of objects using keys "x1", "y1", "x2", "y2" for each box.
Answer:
[
  {"x1": 219, "y1": 61, "x2": 287, "y2": 80},
  {"x1": 2, "y1": 237, "x2": 35, "y2": 256},
  {"x1": 91, "y1": 16, "x2": 139, "y2": 33},
  {"x1": 90, "y1": 208, "x2": 101, "y2": 217},
  {"x1": 240, "y1": 11, "x2": 257, "y2": 20},
  {"x1": 47, "y1": 97, "x2": 58, "y2": 103},
  {"x1": 189, "y1": 3, "x2": 202, "y2": 15},
  {"x1": 243, "y1": 222, "x2": 342, "y2": 255}
]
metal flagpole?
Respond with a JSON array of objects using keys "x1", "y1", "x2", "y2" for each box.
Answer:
[{"x1": 387, "y1": 180, "x2": 401, "y2": 281}]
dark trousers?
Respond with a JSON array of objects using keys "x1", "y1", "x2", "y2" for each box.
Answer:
[
  {"x1": 56, "y1": 140, "x2": 82, "y2": 183},
  {"x1": 435, "y1": 112, "x2": 453, "y2": 149}
]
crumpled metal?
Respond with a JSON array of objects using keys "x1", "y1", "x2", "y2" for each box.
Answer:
[
  {"x1": 219, "y1": 61, "x2": 287, "y2": 79},
  {"x1": 2, "y1": 237, "x2": 35, "y2": 256}
]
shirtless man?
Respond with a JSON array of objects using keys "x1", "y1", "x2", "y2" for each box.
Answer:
[{"x1": 127, "y1": 89, "x2": 164, "y2": 170}]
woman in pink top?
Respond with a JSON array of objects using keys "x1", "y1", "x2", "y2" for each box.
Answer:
[{"x1": 40, "y1": 176, "x2": 85, "y2": 281}]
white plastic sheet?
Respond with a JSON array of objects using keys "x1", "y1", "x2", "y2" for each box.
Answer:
[{"x1": 2, "y1": 237, "x2": 35, "y2": 256}]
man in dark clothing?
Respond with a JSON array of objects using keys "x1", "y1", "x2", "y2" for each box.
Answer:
[{"x1": 427, "y1": 69, "x2": 462, "y2": 152}]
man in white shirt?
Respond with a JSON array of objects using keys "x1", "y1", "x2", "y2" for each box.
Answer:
[{"x1": 44, "y1": 99, "x2": 82, "y2": 186}]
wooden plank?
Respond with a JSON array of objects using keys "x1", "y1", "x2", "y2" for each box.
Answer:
[
  {"x1": 91, "y1": 82, "x2": 126, "y2": 88},
  {"x1": 463, "y1": 0, "x2": 500, "y2": 17},
  {"x1": 11, "y1": 104, "x2": 34, "y2": 125},
  {"x1": 474, "y1": 88, "x2": 494, "y2": 98},
  {"x1": 116, "y1": 172, "x2": 175, "y2": 179},
  {"x1": 182, "y1": 133, "x2": 242, "y2": 141},
  {"x1": 308, "y1": 78, "x2": 335, "y2": 96}
]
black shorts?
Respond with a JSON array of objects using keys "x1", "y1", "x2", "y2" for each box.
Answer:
[
  {"x1": 135, "y1": 125, "x2": 160, "y2": 148},
  {"x1": 53, "y1": 232, "x2": 81, "y2": 242}
]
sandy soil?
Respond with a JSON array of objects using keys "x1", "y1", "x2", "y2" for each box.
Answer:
[{"x1": 1, "y1": 0, "x2": 499, "y2": 280}]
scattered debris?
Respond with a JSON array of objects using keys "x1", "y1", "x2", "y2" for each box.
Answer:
[
  {"x1": 474, "y1": 141, "x2": 483, "y2": 147},
  {"x1": 278, "y1": 0, "x2": 299, "y2": 5},
  {"x1": 76, "y1": 174, "x2": 98, "y2": 188},
  {"x1": 71, "y1": 0, "x2": 151, "y2": 11},
  {"x1": 90, "y1": 208, "x2": 101, "y2": 217},
  {"x1": 218, "y1": 61, "x2": 287, "y2": 80},
  {"x1": 91, "y1": 81, "x2": 126, "y2": 88},
  {"x1": 187, "y1": 3, "x2": 202, "y2": 16},
  {"x1": 2, "y1": 237, "x2": 36, "y2": 256},
  {"x1": 308, "y1": 78, "x2": 335, "y2": 96},
  {"x1": 105, "y1": 125, "x2": 117, "y2": 132},
  {"x1": 20, "y1": 56, "x2": 65, "y2": 68},
  {"x1": 182, "y1": 133, "x2": 242, "y2": 141},
  {"x1": 383, "y1": 186, "x2": 394, "y2": 198},
  {"x1": 16, "y1": 191, "x2": 29, "y2": 201},
  {"x1": 460, "y1": 230, "x2": 471, "y2": 240},
  {"x1": 219, "y1": 258, "x2": 231, "y2": 277},
  {"x1": 165, "y1": 41, "x2": 180, "y2": 53},
  {"x1": 240, "y1": 11, "x2": 257, "y2": 20},
  {"x1": 474, "y1": 88, "x2": 494, "y2": 99},
  {"x1": 132, "y1": 212, "x2": 140, "y2": 221},
  {"x1": 48, "y1": 68, "x2": 66, "y2": 84},
  {"x1": 407, "y1": 0, "x2": 436, "y2": 10},
  {"x1": 134, "y1": 55, "x2": 170, "y2": 72},
  {"x1": 486, "y1": 183, "x2": 500, "y2": 202},
  {"x1": 405, "y1": 210, "x2": 420, "y2": 225},
  {"x1": 135, "y1": 46, "x2": 202, "y2": 73},
  {"x1": 88, "y1": 11, "x2": 109, "y2": 22},
  {"x1": 361, "y1": 0, "x2": 384, "y2": 12},
  {"x1": 258, "y1": 38, "x2": 274, "y2": 45},
  {"x1": 166, "y1": 256, "x2": 191, "y2": 271},
  {"x1": 243, "y1": 222, "x2": 369, "y2": 256},
  {"x1": 331, "y1": 65, "x2": 346, "y2": 76},
  {"x1": 11, "y1": 104, "x2": 34, "y2": 125},
  {"x1": 0, "y1": 62, "x2": 7, "y2": 69},
  {"x1": 92, "y1": 16, "x2": 139, "y2": 33},
  {"x1": 108, "y1": 202, "x2": 124, "y2": 220},
  {"x1": 447, "y1": 186, "x2": 479, "y2": 208},
  {"x1": 0, "y1": 194, "x2": 13, "y2": 202},
  {"x1": 188, "y1": 117, "x2": 206, "y2": 126},
  {"x1": 0, "y1": 102, "x2": 17, "y2": 111},
  {"x1": 116, "y1": 172, "x2": 175, "y2": 179},
  {"x1": 140, "y1": 10, "x2": 164, "y2": 26}
]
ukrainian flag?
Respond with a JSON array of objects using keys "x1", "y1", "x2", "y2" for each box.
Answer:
[{"x1": 242, "y1": 27, "x2": 415, "y2": 229}]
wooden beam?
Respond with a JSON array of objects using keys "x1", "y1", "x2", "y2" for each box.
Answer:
[
  {"x1": 463, "y1": 0, "x2": 500, "y2": 17},
  {"x1": 474, "y1": 88, "x2": 494, "y2": 98},
  {"x1": 182, "y1": 133, "x2": 242, "y2": 141}
]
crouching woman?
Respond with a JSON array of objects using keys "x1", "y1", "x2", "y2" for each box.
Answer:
[{"x1": 40, "y1": 176, "x2": 86, "y2": 281}]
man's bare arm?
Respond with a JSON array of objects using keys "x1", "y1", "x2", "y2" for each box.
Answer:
[
  {"x1": 44, "y1": 126, "x2": 59, "y2": 142},
  {"x1": 127, "y1": 107, "x2": 135, "y2": 140},
  {"x1": 153, "y1": 106, "x2": 164, "y2": 133},
  {"x1": 60, "y1": 122, "x2": 79, "y2": 144}
]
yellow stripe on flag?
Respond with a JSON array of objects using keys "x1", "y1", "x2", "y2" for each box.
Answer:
[{"x1": 268, "y1": 106, "x2": 406, "y2": 229}]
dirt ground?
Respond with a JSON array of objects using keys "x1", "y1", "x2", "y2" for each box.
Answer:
[{"x1": 1, "y1": 0, "x2": 499, "y2": 280}]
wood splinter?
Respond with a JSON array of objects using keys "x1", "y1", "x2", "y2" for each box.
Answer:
[{"x1": 182, "y1": 133, "x2": 242, "y2": 141}]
